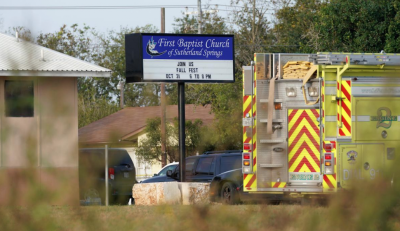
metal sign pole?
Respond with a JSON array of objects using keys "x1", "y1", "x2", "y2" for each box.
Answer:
[
  {"x1": 178, "y1": 82, "x2": 186, "y2": 182},
  {"x1": 160, "y1": 7, "x2": 167, "y2": 167},
  {"x1": 105, "y1": 145, "x2": 109, "y2": 206}
]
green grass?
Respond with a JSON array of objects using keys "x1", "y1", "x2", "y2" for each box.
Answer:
[
  {"x1": 2, "y1": 165, "x2": 400, "y2": 231},
  {"x1": 2, "y1": 148, "x2": 400, "y2": 231},
  {"x1": 1, "y1": 202, "x2": 399, "y2": 231},
  {"x1": 0, "y1": 204, "x2": 323, "y2": 231}
]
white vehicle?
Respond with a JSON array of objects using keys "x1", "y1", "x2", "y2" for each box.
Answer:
[{"x1": 154, "y1": 162, "x2": 179, "y2": 177}]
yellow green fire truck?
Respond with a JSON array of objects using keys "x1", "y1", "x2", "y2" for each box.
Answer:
[{"x1": 242, "y1": 53, "x2": 399, "y2": 195}]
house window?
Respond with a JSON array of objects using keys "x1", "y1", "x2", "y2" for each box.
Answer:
[{"x1": 5, "y1": 80, "x2": 34, "y2": 117}]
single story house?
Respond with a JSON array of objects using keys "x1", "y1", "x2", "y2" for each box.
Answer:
[
  {"x1": 78, "y1": 104, "x2": 214, "y2": 180},
  {"x1": 0, "y1": 32, "x2": 111, "y2": 205}
]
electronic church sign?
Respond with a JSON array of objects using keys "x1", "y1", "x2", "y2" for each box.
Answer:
[{"x1": 125, "y1": 33, "x2": 234, "y2": 83}]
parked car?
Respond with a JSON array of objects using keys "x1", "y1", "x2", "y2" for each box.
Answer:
[
  {"x1": 154, "y1": 162, "x2": 179, "y2": 177},
  {"x1": 140, "y1": 150, "x2": 242, "y2": 184},
  {"x1": 79, "y1": 148, "x2": 137, "y2": 205},
  {"x1": 139, "y1": 162, "x2": 179, "y2": 183}
]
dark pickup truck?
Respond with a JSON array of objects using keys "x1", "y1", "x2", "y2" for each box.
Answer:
[{"x1": 140, "y1": 150, "x2": 242, "y2": 184}]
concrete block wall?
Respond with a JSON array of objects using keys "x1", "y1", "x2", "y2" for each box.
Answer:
[{"x1": 132, "y1": 182, "x2": 210, "y2": 205}]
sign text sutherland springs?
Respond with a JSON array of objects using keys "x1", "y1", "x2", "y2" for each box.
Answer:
[{"x1": 125, "y1": 33, "x2": 235, "y2": 83}]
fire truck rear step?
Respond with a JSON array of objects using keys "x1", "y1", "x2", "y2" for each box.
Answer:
[
  {"x1": 260, "y1": 139, "x2": 284, "y2": 144},
  {"x1": 288, "y1": 182, "x2": 322, "y2": 187},
  {"x1": 284, "y1": 187, "x2": 323, "y2": 193},
  {"x1": 259, "y1": 99, "x2": 283, "y2": 103},
  {"x1": 260, "y1": 164, "x2": 283, "y2": 168},
  {"x1": 259, "y1": 119, "x2": 284, "y2": 123},
  {"x1": 255, "y1": 187, "x2": 323, "y2": 193}
]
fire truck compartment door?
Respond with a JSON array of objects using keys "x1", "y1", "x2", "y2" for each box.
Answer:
[
  {"x1": 354, "y1": 97, "x2": 400, "y2": 141},
  {"x1": 339, "y1": 143, "x2": 384, "y2": 189},
  {"x1": 288, "y1": 109, "x2": 321, "y2": 183}
]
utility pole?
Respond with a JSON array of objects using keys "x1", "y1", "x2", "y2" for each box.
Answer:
[
  {"x1": 186, "y1": 3, "x2": 218, "y2": 33},
  {"x1": 160, "y1": 8, "x2": 167, "y2": 167},
  {"x1": 252, "y1": 0, "x2": 256, "y2": 42},
  {"x1": 197, "y1": 0, "x2": 202, "y2": 34},
  {"x1": 117, "y1": 81, "x2": 124, "y2": 109},
  {"x1": 105, "y1": 145, "x2": 109, "y2": 206}
]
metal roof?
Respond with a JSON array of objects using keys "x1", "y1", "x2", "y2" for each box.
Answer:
[{"x1": 0, "y1": 33, "x2": 111, "y2": 77}]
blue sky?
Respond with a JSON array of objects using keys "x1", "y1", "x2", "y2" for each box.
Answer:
[{"x1": 0, "y1": 0, "x2": 234, "y2": 35}]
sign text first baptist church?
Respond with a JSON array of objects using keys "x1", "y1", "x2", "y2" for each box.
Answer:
[{"x1": 125, "y1": 33, "x2": 234, "y2": 83}]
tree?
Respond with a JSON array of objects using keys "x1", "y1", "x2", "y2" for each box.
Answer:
[
  {"x1": 273, "y1": 0, "x2": 324, "y2": 53},
  {"x1": 92, "y1": 25, "x2": 165, "y2": 107},
  {"x1": 384, "y1": 0, "x2": 400, "y2": 53},
  {"x1": 173, "y1": 5, "x2": 227, "y2": 35},
  {"x1": 36, "y1": 24, "x2": 95, "y2": 63},
  {"x1": 77, "y1": 87, "x2": 119, "y2": 128},
  {"x1": 230, "y1": 0, "x2": 274, "y2": 67},
  {"x1": 135, "y1": 117, "x2": 207, "y2": 163},
  {"x1": 7, "y1": 26, "x2": 34, "y2": 42},
  {"x1": 315, "y1": 0, "x2": 395, "y2": 52}
]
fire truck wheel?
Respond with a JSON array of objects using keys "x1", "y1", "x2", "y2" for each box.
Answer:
[{"x1": 221, "y1": 182, "x2": 238, "y2": 205}]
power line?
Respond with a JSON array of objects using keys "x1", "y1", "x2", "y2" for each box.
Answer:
[
  {"x1": 0, "y1": 5, "x2": 198, "y2": 10},
  {"x1": 0, "y1": 4, "x2": 276, "y2": 13},
  {"x1": 0, "y1": 4, "x2": 243, "y2": 10}
]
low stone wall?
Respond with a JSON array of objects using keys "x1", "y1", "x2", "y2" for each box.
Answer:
[{"x1": 132, "y1": 182, "x2": 210, "y2": 205}]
